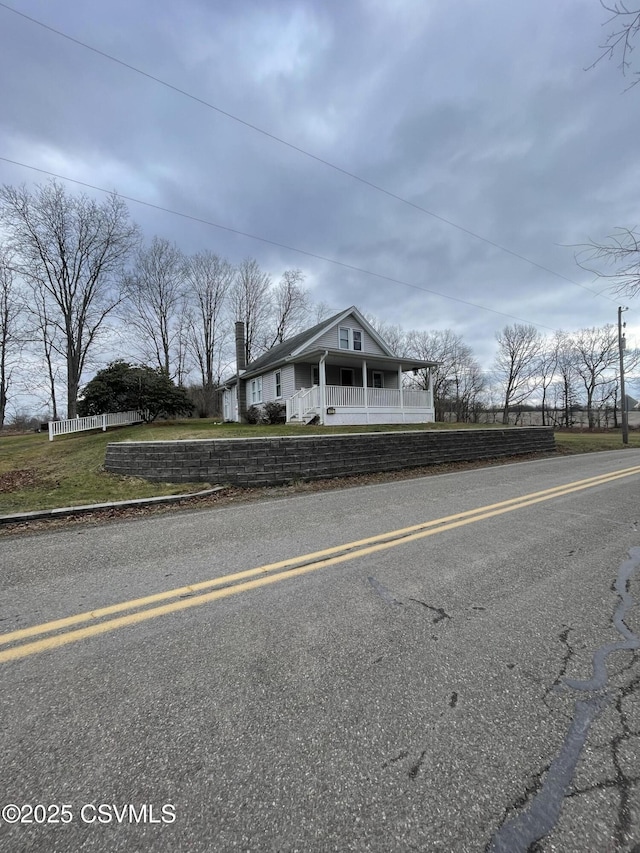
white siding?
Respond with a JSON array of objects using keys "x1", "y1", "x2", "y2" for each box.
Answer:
[{"x1": 324, "y1": 409, "x2": 434, "y2": 426}]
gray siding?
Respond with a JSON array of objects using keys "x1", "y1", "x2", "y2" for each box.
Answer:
[
  {"x1": 253, "y1": 365, "x2": 297, "y2": 402},
  {"x1": 361, "y1": 328, "x2": 387, "y2": 354},
  {"x1": 295, "y1": 363, "x2": 313, "y2": 389},
  {"x1": 308, "y1": 313, "x2": 388, "y2": 355},
  {"x1": 326, "y1": 364, "x2": 363, "y2": 385},
  {"x1": 367, "y1": 369, "x2": 398, "y2": 389},
  {"x1": 280, "y1": 364, "x2": 296, "y2": 398},
  {"x1": 313, "y1": 326, "x2": 339, "y2": 350},
  {"x1": 261, "y1": 372, "x2": 275, "y2": 402},
  {"x1": 288, "y1": 363, "x2": 399, "y2": 389}
]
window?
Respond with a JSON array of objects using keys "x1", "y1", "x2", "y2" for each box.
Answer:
[
  {"x1": 340, "y1": 368, "x2": 354, "y2": 386},
  {"x1": 372, "y1": 371, "x2": 384, "y2": 388},
  {"x1": 339, "y1": 326, "x2": 363, "y2": 351},
  {"x1": 250, "y1": 377, "x2": 262, "y2": 404},
  {"x1": 275, "y1": 370, "x2": 282, "y2": 398},
  {"x1": 312, "y1": 366, "x2": 319, "y2": 386}
]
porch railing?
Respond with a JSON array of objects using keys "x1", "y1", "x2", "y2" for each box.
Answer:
[
  {"x1": 366, "y1": 387, "x2": 401, "y2": 407},
  {"x1": 286, "y1": 386, "x2": 320, "y2": 421},
  {"x1": 286, "y1": 385, "x2": 432, "y2": 421},
  {"x1": 325, "y1": 385, "x2": 431, "y2": 408},
  {"x1": 402, "y1": 388, "x2": 432, "y2": 408},
  {"x1": 326, "y1": 385, "x2": 365, "y2": 407}
]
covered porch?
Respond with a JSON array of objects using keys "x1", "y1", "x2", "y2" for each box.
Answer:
[{"x1": 286, "y1": 354, "x2": 435, "y2": 425}]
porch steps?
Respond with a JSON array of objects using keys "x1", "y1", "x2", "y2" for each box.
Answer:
[{"x1": 289, "y1": 409, "x2": 320, "y2": 425}]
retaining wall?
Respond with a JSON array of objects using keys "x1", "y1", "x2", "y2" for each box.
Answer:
[{"x1": 104, "y1": 427, "x2": 556, "y2": 487}]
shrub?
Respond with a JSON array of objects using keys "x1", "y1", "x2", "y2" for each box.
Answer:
[
  {"x1": 78, "y1": 361, "x2": 193, "y2": 422},
  {"x1": 263, "y1": 401, "x2": 286, "y2": 424},
  {"x1": 246, "y1": 404, "x2": 266, "y2": 424}
]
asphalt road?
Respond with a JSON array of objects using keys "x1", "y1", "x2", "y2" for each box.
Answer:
[{"x1": 1, "y1": 450, "x2": 639, "y2": 853}]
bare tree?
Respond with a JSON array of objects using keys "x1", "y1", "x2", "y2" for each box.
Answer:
[
  {"x1": 576, "y1": 227, "x2": 640, "y2": 298},
  {"x1": 0, "y1": 249, "x2": 26, "y2": 427},
  {"x1": 589, "y1": 1, "x2": 640, "y2": 85},
  {"x1": 450, "y1": 357, "x2": 486, "y2": 422},
  {"x1": 312, "y1": 300, "x2": 338, "y2": 324},
  {"x1": 494, "y1": 324, "x2": 542, "y2": 425},
  {"x1": 406, "y1": 329, "x2": 483, "y2": 422},
  {"x1": 365, "y1": 314, "x2": 408, "y2": 356},
  {"x1": 573, "y1": 325, "x2": 620, "y2": 428},
  {"x1": 581, "y1": 6, "x2": 640, "y2": 300},
  {"x1": 550, "y1": 331, "x2": 580, "y2": 428},
  {"x1": 123, "y1": 237, "x2": 186, "y2": 379},
  {"x1": 183, "y1": 251, "x2": 234, "y2": 414},
  {"x1": 0, "y1": 181, "x2": 139, "y2": 417},
  {"x1": 29, "y1": 280, "x2": 65, "y2": 420},
  {"x1": 536, "y1": 333, "x2": 563, "y2": 426},
  {"x1": 230, "y1": 258, "x2": 272, "y2": 364},
  {"x1": 268, "y1": 269, "x2": 312, "y2": 347}
]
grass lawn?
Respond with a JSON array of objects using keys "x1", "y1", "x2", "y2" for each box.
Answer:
[
  {"x1": 553, "y1": 429, "x2": 640, "y2": 454},
  {"x1": 0, "y1": 419, "x2": 637, "y2": 514}
]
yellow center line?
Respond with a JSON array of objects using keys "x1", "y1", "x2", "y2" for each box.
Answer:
[{"x1": 2, "y1": 464, "x2": 639, "y2": 663}]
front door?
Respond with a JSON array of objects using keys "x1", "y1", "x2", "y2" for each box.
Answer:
[{"x1": 340, "y1": 368, "x2": 354, "y2": 386}]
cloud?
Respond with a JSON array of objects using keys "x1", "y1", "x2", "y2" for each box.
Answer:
[{"x1": 0, "y1": 0, "x2": 638, "y2": 402}]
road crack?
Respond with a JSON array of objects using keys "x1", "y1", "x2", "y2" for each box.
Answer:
[
  {"x1": 367, "y1": 577, "x2": 452, "y2": 624},
  {"x1": 486, "y1": 546, "x2": 640, "y2": 852}
]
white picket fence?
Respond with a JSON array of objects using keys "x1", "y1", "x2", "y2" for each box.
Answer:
[{"x1": 48, "y1": 410, "x2": 146, "y2": 441}]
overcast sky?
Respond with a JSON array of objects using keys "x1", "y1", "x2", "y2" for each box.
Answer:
[{"x1": 1, "y1": 0, "x2": 639, "y2": 388}]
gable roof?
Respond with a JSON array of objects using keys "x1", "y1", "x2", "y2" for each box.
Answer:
[
  {"x1": 289, "y1": 306, "x2": 397, "y2": 359},
  {"x1": 226, "y1": 306, "x2": 438, "y2": 384},
  {"x1": 241, "y1": 306, "x2": 398, "y2": 375},
  {"x1": 240, "y1": 308, "x2": 348, "y2": 376}
]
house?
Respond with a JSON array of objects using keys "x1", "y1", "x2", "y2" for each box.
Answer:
[{"x1": 222, "y1": 307, "x2": 437, "y2": 425}]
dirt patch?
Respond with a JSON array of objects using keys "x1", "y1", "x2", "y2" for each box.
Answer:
[{"x1": 0, "y1": 468, "x2": 50, "y2": 492}]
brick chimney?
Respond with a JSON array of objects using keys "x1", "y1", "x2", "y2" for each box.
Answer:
[
  {"x1": 235, "y1": 321, "x2": 247, "y2": 372},
  {"x1": 235, "y1": 321, "x2": 247, "y2": 422}
]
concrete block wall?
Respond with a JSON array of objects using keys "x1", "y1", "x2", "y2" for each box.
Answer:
[{"x1": 104, "y1": 427, "x2": 556, "y2": 487}]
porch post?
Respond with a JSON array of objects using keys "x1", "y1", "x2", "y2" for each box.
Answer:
[
  {"x1": 362, "y1": 358, "x2": 368, "y2": 423},
  {"x1": 319, "y1": 353, "x2": 327, "y2": 425},
  {"x1": 398, "y1": 365, "x2": 405, "y2": 422},
  {"x1": 428, "y1": 367, "x2": 434, "y2": 416}
]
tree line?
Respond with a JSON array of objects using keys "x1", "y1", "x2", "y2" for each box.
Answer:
[
  {"x1": 0, "y1": 180, "x2": 322, "y2": 423},
  {"x1": 0, "y1": 179, "x2": 637, "y2": 428},
  {"x1": 372, "y1": 320, "x2": 638, "y2": 428}
]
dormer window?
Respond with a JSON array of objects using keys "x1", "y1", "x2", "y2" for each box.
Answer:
[{"x1": 339, "y1": 326, "x2": 362, "y2": 351}]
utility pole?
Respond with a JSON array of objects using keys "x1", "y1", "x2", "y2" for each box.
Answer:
[{"x1": 618, "y1": 306, "x2": 628, "y2": 445}]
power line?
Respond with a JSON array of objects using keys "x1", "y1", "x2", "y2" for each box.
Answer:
[
  {"x1": 0, "y1": 1, "x2": 615, "y2": 304},
  {"x1": 0, "y1": 156, "x2": 559, "y2": 331}
]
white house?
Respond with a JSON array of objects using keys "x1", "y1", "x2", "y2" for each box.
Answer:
[{"x1": 222, "y1": 307, "x2": 437, "y2": 426}]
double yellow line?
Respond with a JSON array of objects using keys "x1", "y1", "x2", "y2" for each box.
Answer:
[{"x1": 2, "y1": 464, "x2": 640, "y2": 664}]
